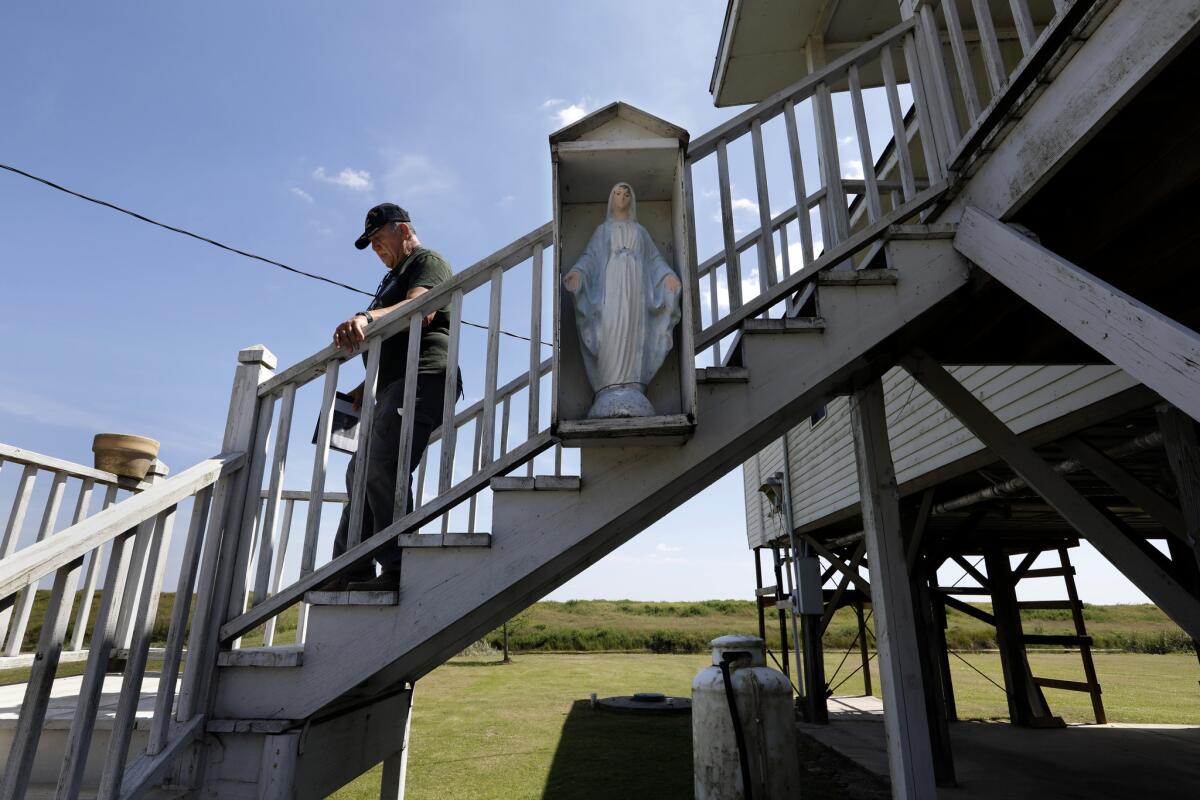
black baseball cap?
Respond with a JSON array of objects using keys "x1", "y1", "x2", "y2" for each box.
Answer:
[{"x1": 354, "y1": 203, "x2": 411, "y2": 249}]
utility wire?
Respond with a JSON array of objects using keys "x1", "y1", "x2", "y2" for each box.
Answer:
[{"x1": 0, "y1": 161, "x2": 551, "y2": 347}]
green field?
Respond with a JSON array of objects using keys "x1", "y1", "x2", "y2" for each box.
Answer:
[
  {"x1": 330, "y1": 650, "x2": 1200, "y2": 800},
  {"x1": 11, "y1": 592, "x2": 1195, "y2": 656}
]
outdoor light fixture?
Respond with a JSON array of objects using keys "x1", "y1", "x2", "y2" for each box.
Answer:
[{"x1": 758, "y1": 473, "x2": 785, "y2": 514}]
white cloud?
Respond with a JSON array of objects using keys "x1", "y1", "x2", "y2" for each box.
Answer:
[
  {"x1": 838, "y1": 135, "x2": 854, "y2": 146},
  {"x1": 544, "y1": 99, "x2": 589, "y2": 128},
  {"x1": 382, "y1": 153, "x2": 455, "y2": 199},
  {"x1": 290, "y1": 187, "x2": 314, "y2": 203},
  {"x1": 312, "y1": 166, "x2": 373, "y2": 191},
  {"x1": 0, "y1": 388, "x2": 112, "y2": 431},
  {"x1": 730, "y1": 197, "x2": 758, "y2": 214},
  {"x1": 843, "y1": 160, "x2": 865, "y2": 180},
  {"x1": 497, "y1": 194, "x2": 517, "y2": 208},
  {"x1": 656, "y1": 543, "x2": 683, "y2": 553}
]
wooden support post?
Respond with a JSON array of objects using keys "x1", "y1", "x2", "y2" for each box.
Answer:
[
  {"x1": 930, "y1": 577, "x2": 957, "y2": 722},
  {"x1": 854, "y1": 600, "x2": 872, "y2": 697},
  {"x1": 380, "y1": 688, "x2": 415, "y2": 800},
  {"x1": 984, "y1": 548, "x2": 1059, "y2": 727},
  {"x1": 850, "y1": 378, "x2": 937, "y2": 800},
  {"x1": 770, "y1": 545, "x2": 790, "y2": 679},
  {"x1": 1157, "y1": 404, "x2": 1200, "y2": 576},
  {"x1": 903, "y1": 350, "x2": 1200, "y2": 641},
  {"x1": 910, "y1": 563, "x2": 957, "y2": 785},
  {"x1": 754, "y1": 548, "x2": 767, "y2": 643}
]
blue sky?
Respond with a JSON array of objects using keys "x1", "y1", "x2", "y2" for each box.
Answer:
[{"x1": 0, "y1": 2, "x2": 1149, "y2": 603}]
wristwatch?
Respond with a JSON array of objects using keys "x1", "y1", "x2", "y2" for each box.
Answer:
[{"x1": 355, "y1": 311, "x2": 375, "y2": 324}]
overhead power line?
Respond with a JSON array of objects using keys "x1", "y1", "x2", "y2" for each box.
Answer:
[{"x1": 0, "y1": 162, "x2": 550, "y2": 347}]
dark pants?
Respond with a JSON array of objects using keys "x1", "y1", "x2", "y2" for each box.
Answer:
[{"x1": 332, "y1": 373, "x2": 448, "y2": 577}]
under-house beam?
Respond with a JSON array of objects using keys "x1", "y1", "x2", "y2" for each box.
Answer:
[
  {"x1": 902, "y1": 351, "x2": 1200, "y2": 641},
  {"x1": 850, "y1": 378, "x2": 939, "y2": 800},
  {"x1": 954, "y1": 207, "x2": 1200, "y2": 424}
]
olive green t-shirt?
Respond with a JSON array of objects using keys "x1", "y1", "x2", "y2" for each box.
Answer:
[{"x1": 367, "y1": 248, "x2": 453, "y2": 388}]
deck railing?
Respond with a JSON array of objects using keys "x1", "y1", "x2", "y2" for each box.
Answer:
[
  {"x1": 0, "y1": 447, "x2": 244, "y2": 799},
  {"x1": 0, "y1": 445, "x2": 151, "y2": 668}
]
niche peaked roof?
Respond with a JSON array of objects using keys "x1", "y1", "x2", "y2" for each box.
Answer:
[{"x1": 549, "y1": 101, "x2": 689, "y2": 147}]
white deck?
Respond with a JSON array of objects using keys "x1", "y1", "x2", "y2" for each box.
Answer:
[{"x1": 0, "y1": 674, "x2": 166, "y2": 731}]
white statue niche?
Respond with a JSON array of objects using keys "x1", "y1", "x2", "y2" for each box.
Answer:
[{"x1": 562, "y1": 182, "x2": 682, "y2": 419}]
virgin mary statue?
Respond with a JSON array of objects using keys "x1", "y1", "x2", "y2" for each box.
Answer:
[{"x1": 563, "y1": 182, "x2": 682, "y2": 418}]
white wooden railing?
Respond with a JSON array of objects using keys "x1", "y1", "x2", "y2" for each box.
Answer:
[
  {"x1": 218, "y1": 223, "x2": 562, "y2": 646},
  {"x1": 0, "y1": 445, "x2": 151, "y2": 668},
  {"x1": 0, "y1": 447, "x2": 244, "y2": 798}
]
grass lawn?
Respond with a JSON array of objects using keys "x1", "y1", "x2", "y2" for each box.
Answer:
[{"x1": 331, "y1": 650, "x2": 1200, "y2": 799}]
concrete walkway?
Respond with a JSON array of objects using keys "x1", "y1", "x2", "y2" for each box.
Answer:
[{"x1": 799, "y1": 696, "x2": 1200, "y2": 799}]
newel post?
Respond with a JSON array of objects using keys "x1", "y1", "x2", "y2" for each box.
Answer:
[{"x1": 177, "y1": 344, "x2": 276, "y2": 720}]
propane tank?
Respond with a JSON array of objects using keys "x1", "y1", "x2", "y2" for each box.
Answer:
[{"x1": 692, "y1": 635, "x2": 801, "y2": 799}]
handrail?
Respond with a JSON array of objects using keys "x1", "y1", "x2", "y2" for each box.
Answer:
[
  {"x1": 688, "y1": 18, "x2": 917, "y2": 161},
  {"x1": 259, "y1": 222, "x2": 554, "y2": 397},
  {"x1": 0, "y1": 451, "x2": 244, "y2": 601},
  {"x1": 219, "y1": 431, "x2": 554, "y2": 643},
  {"x1": 0, "y1": 442, "x2": 149, "y2": 490}
]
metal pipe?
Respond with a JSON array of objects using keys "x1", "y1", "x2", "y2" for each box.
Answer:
[{"x1": 933, "y1": 431, "x2": 1163, "y2": 515}]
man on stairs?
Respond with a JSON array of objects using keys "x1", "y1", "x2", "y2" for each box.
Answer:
[{"x1": 326, "y1": 202, "x2": 459, "y2": 590}]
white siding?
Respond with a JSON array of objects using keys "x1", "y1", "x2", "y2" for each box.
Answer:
[{"x1": 743, "y1": 365, "x2": 1138, "y2": 548}]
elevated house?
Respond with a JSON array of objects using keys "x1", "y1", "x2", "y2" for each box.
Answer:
[{"x1": 1, "y1": 0, "x2": 1198, "y2": 797}]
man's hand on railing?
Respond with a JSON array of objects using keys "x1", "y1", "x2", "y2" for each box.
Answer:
[
  {"x1": 349, "y1": 382, "x2": 365, "y2": 412},
  {"x1": 333, "y1": 315, "x2": 368, "y2": 353}
]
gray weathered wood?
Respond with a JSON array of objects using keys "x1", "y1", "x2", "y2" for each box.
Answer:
[
  {"x1": 117, "y1": 715, "x2": 206, "y2": 800},
  {"x1": 226, "y1": 393, "x2": 276, "y2": 634},
  {"x1": 304, "y1": 590, "x2": 398, "y2": 607},
  {"x1": 348, "y1": 340, "x2": 382, "y2": 549},
  {"x1": 97, "y1": 507, "x2": 172, "y2": 800},
  {"x1": 479, "y1": 268, "x2": 504, "y2": 467},
  {"x1": 527, "y1": 245, "x2": 544, "y2": 477},
  {"x1": 902, "y1": 351, "x2": 1200, "y2": 640},
  {"x1": 393, "y1": 312, "x2": 424, "y2": 520},
  {"x1": 902, "y1": 30, "x2": 945, "y2": 183},
  {"x1": 263, "y1": 497, "x2": 297, "y2": 646},
  {"x1": 942, "y1": 0, "x2": 981, "y2": 120},
  {"x1": 220, "y1": 431, "x2": 555, "y2": 643},
  {"x1": 0, "y1": 443, "x2": 139, "y2": 489},
  {"x1": 849, "y1": 377, "x2": 937, "y2": 800},
  {"x1": 782, "y1": 100, "x2": 816, "y2": 267},
  {"x1": 697, "y1": 181, "x2": 945, "y2": 351},
  {"x1": 260, "y1": 224, "x2": 552, "y2": 397},
  {"x1": 688, "y1": 17, "x2": 917, "y2": 160},
  {"x1": 216, "y1": 644, "x2": 304, "y2": 667},
  {"x1": 970, "y1": 0, "x2": 1007, "y2": 94},
  {"x1": 716, "y1": 139, "x2": 743, "y2": 309},
  {"x1": 439, "y1": 290, "x2": 465, "y2": 497},
  {"x1": 70, "y1": 483, "x2": 119, "y2": 652},
  {"x1": 918, "y1": 4, "x2": 961, "y2": 155},
  {"x1": 4, "y1": 471, "x2": 68, "y2": 657},
  {"x1": 751, "y1": 119, "x2": 778, "y2": 288},
  {"x1": 880, "y1": 43, "x2": 916, "y2": 201},
  {"x1": 1008, "y1": 0, "x2": 1038, "y2": 54},
  {"x1": 847, "y1": 64, "x2": 882, "y2": 223},
  {"x1": 297, "y1": 361, "x2": 340, "y2": 642},
  {"x1": 379, "y1": 689, "x2": 414, "y2": 800},
  {"x1": 55, "y1": 528, "x2": 135, "y2": 798},
  {"x1": 1157, "y1": 405, "x2": 1200, "y2": 574},
  {"x1": 255, "y1": 384, "x2": 297, "y2": 608},
  {"x1": 1060, "y1": 437, "x2": 1186, "y2": 542},
  {"x1": 0, "y1": 555, "x2": 84, "y2": 799},
  {"x1": 955, "y1": 207, "x2": 1200, "y2": 423},
  {"x1": 813, "y1": 79, "x2": 850, "y2": 244},
  {"x1": 150, "y1": 485, "x2": 211, "y2": 752}
]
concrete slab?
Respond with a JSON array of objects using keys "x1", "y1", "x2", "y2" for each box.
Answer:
[{"x1": 799, "y1": 695, "x2": 1200, "y2": 799}]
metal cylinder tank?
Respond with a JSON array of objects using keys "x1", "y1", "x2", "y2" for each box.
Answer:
[{"x1": 692, "y1": 635, "x2": 801, "y2": 799}]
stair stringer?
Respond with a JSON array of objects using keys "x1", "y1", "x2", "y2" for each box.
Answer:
[{"x1": 212, "y1": 237, "x2": 971, "y2": 720}]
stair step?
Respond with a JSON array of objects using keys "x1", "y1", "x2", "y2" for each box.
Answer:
[
  {"x1": 1033, "y1": 677, "x2": 1097, "y2": 693},
  {"x1": 885, "y1": 223, "x2": 956, "y2": 240},
  {"x1": 207, "y1": 718, "x2": 297, "y2": 734},
  {"x1": 556, "y1": 414, "x2": 694, "y2": 445},
  {"x1": 817, "y1": 268, "x2": 898, "y2": 286},
  {"x1": 937, "y1": 586, "x2": 991, "y2": 595},
  {"x1": 742, "y1": 316, "x2": 825, "y2": 334},
  {"x1": 1022, "y1": 634, "x2": 1092, "y2": 647},
  {"x1": 217, "y1": 645, "x2": 304, "y2": 668},
  {"x1": 303, "y1": 589, "x2": 399, "y2": 606},
  {"x1": 755, "y1": 585, "x2": 778, "y2": 597},
  {"x1": 1017, "y1": 600, "x2": 1075, "y2": 610},
  {"x1": 491, "y1": 475, "x2": 581, "y2": 492},
  {"x1": 697, "y1": 366, "x2": 750, "y2": 383},
  {"x1": 397, "y1": 532, "x2": 492, "y2": 547}
]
